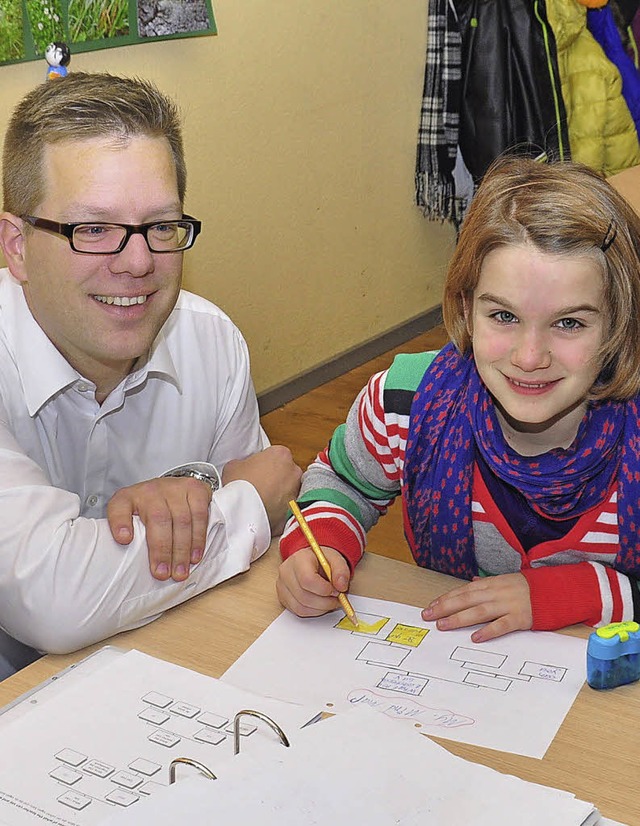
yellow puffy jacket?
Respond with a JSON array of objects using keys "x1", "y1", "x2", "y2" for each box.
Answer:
[{"x1": 546, "y1": 0, "x2": 640, "y2": 175}]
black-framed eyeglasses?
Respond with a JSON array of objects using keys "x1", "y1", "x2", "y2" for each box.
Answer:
[{"x1": 21, "y1": 215, "x2": 202, "y2": 254}]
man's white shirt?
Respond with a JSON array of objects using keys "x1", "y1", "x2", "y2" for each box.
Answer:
[{"x1": 0, "y1": 268, "x2": 270, "y2": 675}]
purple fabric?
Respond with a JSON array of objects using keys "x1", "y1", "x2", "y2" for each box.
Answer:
[
  {"x1": 588, "y1": 5, "x2": 640, "y2": 138},
  {"x1": 476, "y1": 453, "x2": 579, "y2": 551},
  {"x1": 402, "y1": 343, "x2": 640, "y2": 579},
  {"x1": 634, "y1": 9, "x2": 640, "y2": 64}
]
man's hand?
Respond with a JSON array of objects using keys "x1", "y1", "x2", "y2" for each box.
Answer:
[
  {"x1": 222, "y1": 445, "x2": 302, "y2": 535},
  {"x1": 277, "y1": 546, "x2": 352, "y2": 617},
  {"x1": 107, "y1": 477, "x2": 212, "y2": 582},
  {"x1": 421, "y1": 573, "x2": 532, "y2": 643}
]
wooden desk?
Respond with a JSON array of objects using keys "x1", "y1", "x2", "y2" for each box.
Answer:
[{"x1": 0, "y1": 546, "x2": 637, "y2": 824}]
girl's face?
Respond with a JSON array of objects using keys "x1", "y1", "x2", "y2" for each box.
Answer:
[{"x1": 465, "y1": 243, "x2": 608, "y2": 454}]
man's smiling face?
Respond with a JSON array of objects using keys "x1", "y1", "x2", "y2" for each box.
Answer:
[{"x1": 15, "y1": 134, "x2": 184, "y2": 397}]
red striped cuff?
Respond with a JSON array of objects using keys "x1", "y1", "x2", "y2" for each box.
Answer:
[
  {"x1": 522, "y1": 563, "x2": 602, "y2": 630},
  {"x1": 279, "y1": 517, "x2": 363, "y2": 572}
]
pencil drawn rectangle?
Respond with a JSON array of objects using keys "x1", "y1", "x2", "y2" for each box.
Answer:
[
  {"x1": 377, "y1": 672, "x2": 428, "y2": 695},
  {"x1": 356, "y1": 641, "x2": 410, "y2": 668},
  {"x1": 519, "y1": 662, "x2": 567, "y2": 681},
  {"x1": 385, "y1": 624, "x2": 430, "y2": 647},
  {"x1": 463, "y1": 672, "x2": 511, "y2": 691},
  {"x1": 450, "y1": 647, "x2": 506, "y2": 668},
  {"x1": 461, "y1": 661, "x2": 502, "y2": 674},
  {"x1": 336, "y1": 614, "x2": 389, "y2": 634}
]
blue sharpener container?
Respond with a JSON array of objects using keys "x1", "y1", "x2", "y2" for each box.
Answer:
[{"x1": 586, "y1": 621, "x2": 640, "y2": 690}]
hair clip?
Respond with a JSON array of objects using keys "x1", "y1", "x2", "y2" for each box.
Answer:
[{"x1": 601, "y1": 221, "x2": 617, "y2": 252}]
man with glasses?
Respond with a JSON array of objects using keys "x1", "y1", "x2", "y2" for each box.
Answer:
[{"x1": 0, "y1": 72, "x2": 302, "y2": 679}]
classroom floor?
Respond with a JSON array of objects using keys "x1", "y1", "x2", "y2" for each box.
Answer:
[{"x1": 260, "y1": 324, "x2": 449, "y2": 565}]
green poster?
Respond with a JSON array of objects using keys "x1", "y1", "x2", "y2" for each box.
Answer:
[{"x1": 0, "y1": 0, "x2": 216, "y2": 66}]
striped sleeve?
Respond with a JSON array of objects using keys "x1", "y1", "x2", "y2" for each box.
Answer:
[
  {"x1": 280, "y1": 352, "x2": 438, "y2": 570},
  {"x1": 522, "y1": 487, "x2": 640, "y2": 629},
  {"x1": 523, "y1": 562, "x2": 639, "y2": 630}
]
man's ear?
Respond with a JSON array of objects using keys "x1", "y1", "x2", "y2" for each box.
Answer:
[{"x1": 0, "y1": 213, "x2": 28, "y2": 282}]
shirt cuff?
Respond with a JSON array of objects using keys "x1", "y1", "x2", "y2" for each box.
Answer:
[
  {"x1": 210, "y1": 479, "x2": 271, "y2": 563},
  {"x1": 522, "y1": 563, "x2": 602, "y2": 630},
  {"x1": 118, "y1": 485, "x2": 270, "y2": 632}
]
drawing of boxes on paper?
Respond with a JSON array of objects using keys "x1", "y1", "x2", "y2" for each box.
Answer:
[
  {"x1": 385, "y1": 624, "x2": 430, "y2": 648},
  {"x1": 356, "y1": 642, "x2": 410, "y2": 668},
  {"x1": 377, "y1": 672, "x2": 429, "y2": 695}
]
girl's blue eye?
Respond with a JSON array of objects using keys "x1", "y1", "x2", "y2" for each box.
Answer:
[
  {"x1": 556, "y1": 318, "x2": 583, "y2": 330},
  {"x1": 491, "y1": 310, "x2": 517, "y2": 324}
]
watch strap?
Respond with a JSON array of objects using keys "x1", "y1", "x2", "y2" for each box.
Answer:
[{"x1": 161, "y1": 462, "x2": 221, "y2": 494}]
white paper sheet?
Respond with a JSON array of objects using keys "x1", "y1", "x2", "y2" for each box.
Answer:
[
  {"x1": 99, "y1": 709, "x2": 598, "y2": 826},
  {"x1": 0, "y1": 650, "x2": 315, "y2": 826},
  {"x1": 0, "y1": 646, "x2": 125, "y2": 725},
  {"x1": 222, "y1": 594, "x2": 588, "y2": 758}
]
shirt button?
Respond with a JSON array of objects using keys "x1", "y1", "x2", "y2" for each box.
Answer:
[
  {"x1": 86, "y1": 494, "x2": 99, "y2": 507},
  {"x1": 77, "y1": 382, "x2": 91, "y2": 393}
]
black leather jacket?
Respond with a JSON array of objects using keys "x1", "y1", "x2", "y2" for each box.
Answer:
[{"x1": 455, "y1": 0, "x2": 570, "y2": 181}]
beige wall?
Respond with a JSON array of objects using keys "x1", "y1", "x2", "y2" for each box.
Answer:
[{"x1": 0, "y1": 1, "x2": 454, "y2": 395}]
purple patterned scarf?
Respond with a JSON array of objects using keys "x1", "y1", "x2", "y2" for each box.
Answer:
[{"x1": 403, "y1": 343, "x2": 640, "y2": 578}]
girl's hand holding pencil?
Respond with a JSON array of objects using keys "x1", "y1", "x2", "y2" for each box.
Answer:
[{"x1": 276, "y1": 501, "x2": 358, "y2": 625}]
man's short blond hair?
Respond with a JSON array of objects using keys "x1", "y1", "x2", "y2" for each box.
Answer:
[{"x1": 3, "y1": 72, "x2": 186, "y2": 216}]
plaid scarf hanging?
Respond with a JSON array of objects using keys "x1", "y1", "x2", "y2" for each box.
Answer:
[{"x1": 415, "y1": 0, "x2": 462, "y2": 226}]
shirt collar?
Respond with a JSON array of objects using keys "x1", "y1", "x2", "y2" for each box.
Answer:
[
  {"x1": 0, "y1": 269, "x2": 180, "y2": 416},
  {"x1": 127, "y1": 325, "x2": 180, "y2": 393}
]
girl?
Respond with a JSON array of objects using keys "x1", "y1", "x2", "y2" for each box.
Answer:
[{"x1": 277, "y1": 156, "x2": 640, "y2": 642}]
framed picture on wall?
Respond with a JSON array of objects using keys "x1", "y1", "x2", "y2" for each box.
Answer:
[{"x1": 0, "y1": 0, "x2": 216, "y2": 67}]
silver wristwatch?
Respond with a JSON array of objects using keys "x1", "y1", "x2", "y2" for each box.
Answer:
[{"x1": 161, "y1": 462, "x2": 222, "y2": 494}]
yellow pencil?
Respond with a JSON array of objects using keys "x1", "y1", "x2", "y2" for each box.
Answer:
[{"x1": 288, "y1": 500, "x2": 359, "y2": 627}]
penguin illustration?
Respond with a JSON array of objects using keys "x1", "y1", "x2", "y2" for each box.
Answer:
[{"x1": 44, "y1": 42, "x2": 71, "y2": 80}]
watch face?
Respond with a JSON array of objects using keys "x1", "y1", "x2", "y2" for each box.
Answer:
[{"x1": 187, "y1": 471, "x2": 218, "y2": 492}]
